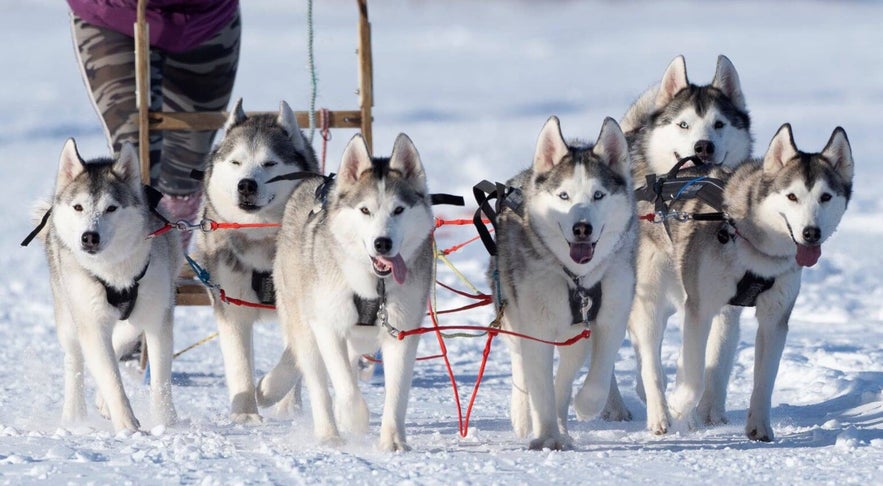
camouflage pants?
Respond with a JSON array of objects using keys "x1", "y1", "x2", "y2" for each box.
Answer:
[{"x1": 70, "y1": 11, "x2": 241, "y2": 195}]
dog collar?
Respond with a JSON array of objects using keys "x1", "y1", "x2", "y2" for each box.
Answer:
[{"x1": 96, "y1": 259, "x2": 150, "y2": 321}]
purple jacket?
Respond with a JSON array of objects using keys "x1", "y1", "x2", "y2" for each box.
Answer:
[{"x1": 68, "y1": 0, "x2": 239, "y2": 53}]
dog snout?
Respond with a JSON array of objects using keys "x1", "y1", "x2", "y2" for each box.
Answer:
[
  {"x1": 572, "y1": 222, "x2": 593, "y2": 241},
  {"x1": 81, "y1": 231, "x2": 100, "y2": 251},
  {"x1": 374, "y1": 237, "x2": 393, "y2": 255},
  {"x1": 694, "y1": 140, "x2": 715, "y2": 160},
  {"x1": 802, "y1": 226, "x2": 821, "y2": 244},
  {"x1": 238, "y1": 178, "x2": 258, "y2": 197}
]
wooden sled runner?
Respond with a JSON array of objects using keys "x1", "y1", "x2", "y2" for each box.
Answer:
[{"x1": 133, "y1": 0, "x2": 375, "y2": 306}]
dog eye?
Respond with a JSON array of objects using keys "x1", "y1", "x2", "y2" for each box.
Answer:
[
  {"x1": 820, "y1": 193, "x2": 832, "y2": 203},
  {"x1": 262, "y1": 161, "x2": 277, "y2": 168},
  {"x1": 714, "y1": 121, "x2": 725, "y2": 129},
  {"x1": 593, "y1": 191, "x2": 605, "y2": 201},
  {"x1": 360, "y1": 207, "x2": 371, "y2": 215},
  {"x1": 558, "y1": 192, "x2": 569, "y2": 200},
  {"x1": 106, "y1": 205, "x2": 117, "y2": 213},
  {"x1": 73, "y1": 204, "x2": 83, "y2": 212},
  {"x1": 677, "y1": 121, "x2": 689, "y2": 129},
  {"x1": 393, "y1": 206, "x2": 404, "y2": 215},
  {"x1": 230, "y1": 160, "x2": 241, "y2": 166},
  {"x1": 787, "y1": 193, "x2": 798, "y2": 202}
]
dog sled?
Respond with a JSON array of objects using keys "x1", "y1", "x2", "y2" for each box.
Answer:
[{"x1": 133, "y1": 0, "x2": 375, "y2": 306}]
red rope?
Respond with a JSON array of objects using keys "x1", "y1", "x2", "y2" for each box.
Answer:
[
  {"x1": 209, "y1": 221, "x2": 281, "y2": 230},
  {"x1": 218, "y1": 289, "x2": 276, "y2": 310},
  {"x1": 639, "y1": 213, "x2": 657, "y2": 222}
]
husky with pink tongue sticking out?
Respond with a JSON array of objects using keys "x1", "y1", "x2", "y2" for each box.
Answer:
[
  {"x1": 488, "y1": 116, "x2": 638, "y2": 450},
  {"x1": 258, "y1": 133, "x2": 435, "y2": 452},
  {"x1": 657, "y1": 123, "x2": 854, "y2": 442}
]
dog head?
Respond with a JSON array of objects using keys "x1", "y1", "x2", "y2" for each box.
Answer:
[
  {"x1": 205, "y1": 98, "x2": 318, "y2": 223},
  {"x1": 755, "y1": 123, "x2": 854, "y2": 267},
  {"x1": 645, "y1": 55, "x2": 752, "y2": 173},
  {"x1": 52, "y1": 138, "x2": 148, "y2": 263},
  {"x1": 527, "y1": 116, "x2": 633, "y2": 269},
  {"x1": 329, "y1": 134, "x2": 433, "y2": 284}
]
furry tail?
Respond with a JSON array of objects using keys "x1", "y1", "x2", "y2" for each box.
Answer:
[
  {"x1": 21, "y1": 199, "x2": 52, "y2": 246},
  {"x1": 619, "y1": 84, "x2": 659, "y2": 134},
  {"x1": 256, "y1": 345, "x2": 300, "y2": 407}
]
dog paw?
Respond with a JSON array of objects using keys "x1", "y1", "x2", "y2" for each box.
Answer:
[
  {"x1": 528, "y1": 434, "x2": 573, "y2": 451},
  {"x1": 745, "y1": 412, "x2": 774, "y2": 442},
  {"x1": 379, "y1": 434, "x2": 412, "y2": 452},
  {"x1": 94, "y1": 394, "x2": 110, "y2": 420},
  {"x1": 113, "y1": 415, "x2": 141, "y2": 434},
  {"x1": 601, "y1": 405, "x2": 633, "y2": 422},
  {"x1": 319, "y1": 435, "x2": 345, "y2": 448},
  {"x1": 697, "y1": 405, "x2": 728, "y2": 426},
  {"x1": 335, "y1": 396, "x2": 369, "y2": 435},
  {"x1": 646, "y1": 407, "x2": 671, "y2": 435},
  {"x1": 230, "y1": 412, "x2": 263, "y2": 425}
]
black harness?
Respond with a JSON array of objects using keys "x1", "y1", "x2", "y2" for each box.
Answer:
[
  {"x1": 635, "y1": 156, "x2": 775, "y2": 307},
  {"x1": 251, "y1": 271, "x2": 276, "y2": 305},
  {"x1": 354, "y1": 279, "x2": 386, "y2": 326},
  {"x1": 473, "y1": 180, "x2": 602, "y2": 324},
  {"x1": 96, "y1": 260, "x2": 150, "y2": 320}
]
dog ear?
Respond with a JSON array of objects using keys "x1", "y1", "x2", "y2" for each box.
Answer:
[
  {"x1": 224, "y1": 97, "x2": 247, "y2": 132},
  {"x1": 56, "y1": 138, "x2": 86, "y2": 193},
  {"x1": 277, "y1": 100, "x2": 310, "y2": 154},
  {"x1": 533, "y1": 116, "x2": 569, "y2": 174},
  {"x1": 763, "y1": 123, "x2": 799, "y2": 174},
  {"x1": 337, "y1": 134, "x2": 373, "y2": 188},
  {"x1": 821, "y1": 127, "x2": 854, "y2": 182},
  {"x1": 655, "y1": 55, "x2": 689, "y2": 109},
  {"x1": 113, "y1": 142, "x2": 142, "y2": 187},
  {"x1": 593, "y1": 117, "x2": 631, "y2": 181},
  {"x1": 389, "y1": 133, "x2": 427, "y2": 192},
  {"x1": 712, "y1": 55, "x2": 747, "y2": 112}
]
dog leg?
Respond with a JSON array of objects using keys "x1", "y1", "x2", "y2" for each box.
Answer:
[
  {"x1": 507, "y1": 335, "x2": 531, "y2": 439},
  {"x1": 377, "y1": 334, "x2": 419, "y2": 452},
  {"x1": 216, "y1": 313, "x2": 261, "y2": 424},
  {"x1": 601, "y1": 371, "x2": 632, "y2": 421},
  {"x1": 77, "y1": 319, "x2": 139, "y2": 433},
  {"x1": 746, "y1": 273, "x2": 799, "y2": 442},
  {"x1": 292, "y1": 322, "x2": 340, "y2": 445},
  {"x1": 669, "y1": 297, "x2": 717, "y2": 428},
  {"x1": 313, "y1": 328, "x2": 369, "y2": 436},
  {"x1": 256, "y1": 344, "x2": 301, "y2": 409},
  {"x1": 697, "y1": 306, "x2": 742, "y2": 426},
  {"x1": 143, "y1": 308, "x2": 177, "y2": 427},
  {"x1": 555, "y1": 338, "x2": 590, "y2": 437},
  {"x1": 521, "y1": 339, "x2": 570, "y2": 451},
  {"x1": 629, "y1": 286, "x2": 674, "y2": 434}
]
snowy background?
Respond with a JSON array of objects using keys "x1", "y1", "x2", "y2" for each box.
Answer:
[{"x1": 1, "y1": 0, "x2": 882, "y2": 483}]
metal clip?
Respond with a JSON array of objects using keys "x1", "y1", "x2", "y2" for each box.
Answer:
[
  {"x1": 377, "y1": 301, "x2": 399, "y2": 338},
  {"x1": 579, "y1": 293, "x2": 593, "y2": 325}
]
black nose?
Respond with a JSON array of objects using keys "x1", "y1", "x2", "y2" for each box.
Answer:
[
  {"x1": 572, "y1": 222, "x2": 593, "y2": 241},
  {"x1": 81, "y1": 231, "x2": 100, "y2": 251},
  {"x1": 374, "y1": 237, "x2": 393, "y2": 255},
  {"x1": 694, "y1": 140, "x2": 715, "y2": 159},
  {"x1": 802, "y1": 226, "x2": 821, "y2": 244},
  {"x1": 238, "y1": 179, "x2": 258, "y2": 197}
]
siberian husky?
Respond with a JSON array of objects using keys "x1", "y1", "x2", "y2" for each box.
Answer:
[
  {"x1": 194, "y1": 98, "x2": 318, "y2": 423},
  {"x1": 258, "y1": 133, "x2": 435, "y2": 451},
  {"x1": 489, "y1": 116, "x2": 636, "y2": 450},
  {"x1": 607, "y1": 55, "x2": 755, "y2": 429},
  {"x1": 30, "y1": 139, "x2": 182, "y2": 432},
  {"x1": 661, "y1": 124, "x2": 854, "y2": 441}
]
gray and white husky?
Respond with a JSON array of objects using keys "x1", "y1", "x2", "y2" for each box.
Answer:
[
  {"x1": 659, "y1": 124, "x2": 854, "y2": 441},
  {"x1": 490, "y1": 116, "x2": 636, "y2": 450},
  {"x1": 194, "y1": 98, "x2": 318, "y2": 423},
  {"x1": 607, "y1": 55, "x2": 755, "y2": 429},
  {"x1": 34, "y1": 139, "x2": 182, "y2": 432},
  {"x1": 257, "y1": 133, "x2": 434, "y2": 451}
]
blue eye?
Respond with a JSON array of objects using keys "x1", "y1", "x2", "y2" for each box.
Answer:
[
  {"x1": 593, "y1": 191, "x2": 605, "y2": 201},
  {"x1": 558, "y1": 192, "x2": 569, "y2": 200},
  {"x1": 677, "y1": 121, "x2": 689, "y2": 129}
]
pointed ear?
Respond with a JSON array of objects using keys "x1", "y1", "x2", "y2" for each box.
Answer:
[
  {"x1": 56, "y1": 138, "x2": 85, "y2": 193},
  {"x1": 821, "y1": 127, "x2": 854, "y2": 182},
  {"x1": 763, "y1": 123, "x2": 799, "y2": 174},
  {"x1": 533, "y1": 116, "x2": 569, "y2": 174},
  {"x1": 389, "y1": 133, "x2": 427, "y2": 192},
  {"x1": 277, "y1": 100, "x2": 309, "y2": 154},
  {"x1": 593, "y1": 117, "x2": 631, "y2": 181},
  {"x1": 337, "y1": 134, "x2": 373, "y2": 189},
  {"x1": 113, "y1": 142, "x2": 142, "y2": 187},
  {"x1": 655, "y1": 55, "x2": 689, "y2": 109},
  {"x1": 712, "y1": 55, "x2": 746, "y2": 111},
  {"x1": 224, "y1": 97, "x2": 246, "y2": 132}
]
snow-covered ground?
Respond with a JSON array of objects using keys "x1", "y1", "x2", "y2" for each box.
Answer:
[{"x1": 2, "y1": 0, "x2": 881, "y2": 483}]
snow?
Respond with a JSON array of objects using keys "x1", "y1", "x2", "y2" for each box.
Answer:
[{"x1": 2, "y1": 0, "x2": 882, "y2": 483}]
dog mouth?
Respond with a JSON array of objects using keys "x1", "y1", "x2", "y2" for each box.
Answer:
[
  {"x1": 673, "y1": 151, "x2": 728, "y2": 167},
  {"x1": 780, "y1": 213, "x2": 822, "y2": 267},
  {"x1": 237, "y1": 194, "x2": 274, "y2": 212},
  {"x1": 568, "y1": 241, "x2": 597, "y2": 264},
  {"x1": 371, "y1": 254, "x2": 408, "y2": 284}
]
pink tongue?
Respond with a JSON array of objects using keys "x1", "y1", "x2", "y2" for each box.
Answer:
[
  {"x1": 569, "y1": 243, "x2": 594, "y2": 264},
  {"x1": 378, "y1": 254, "x2": 408, "y2": 284},
  {"x1": 795, "y1": 244, "x2": 821, "y2": 267}
]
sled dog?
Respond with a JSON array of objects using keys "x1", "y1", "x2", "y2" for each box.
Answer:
[
  {"x1": 194, "y1": 98, "x2": 318, "y2": 423},
  {"x1": 259, "y1": 133, "x2": 434, "y2": 451},
  {"x1": 608, "y1": 55, "x2": 755, "y2": 428},
  {"x1": 34, "y1": 139, "x2": 182, "y2": 432},
  {"x1": 489, "y1": 116, "x2": 636, "y2": 450},
  {"x1": 658, "y1": 124, "x2": 854, "y2": 441}
]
